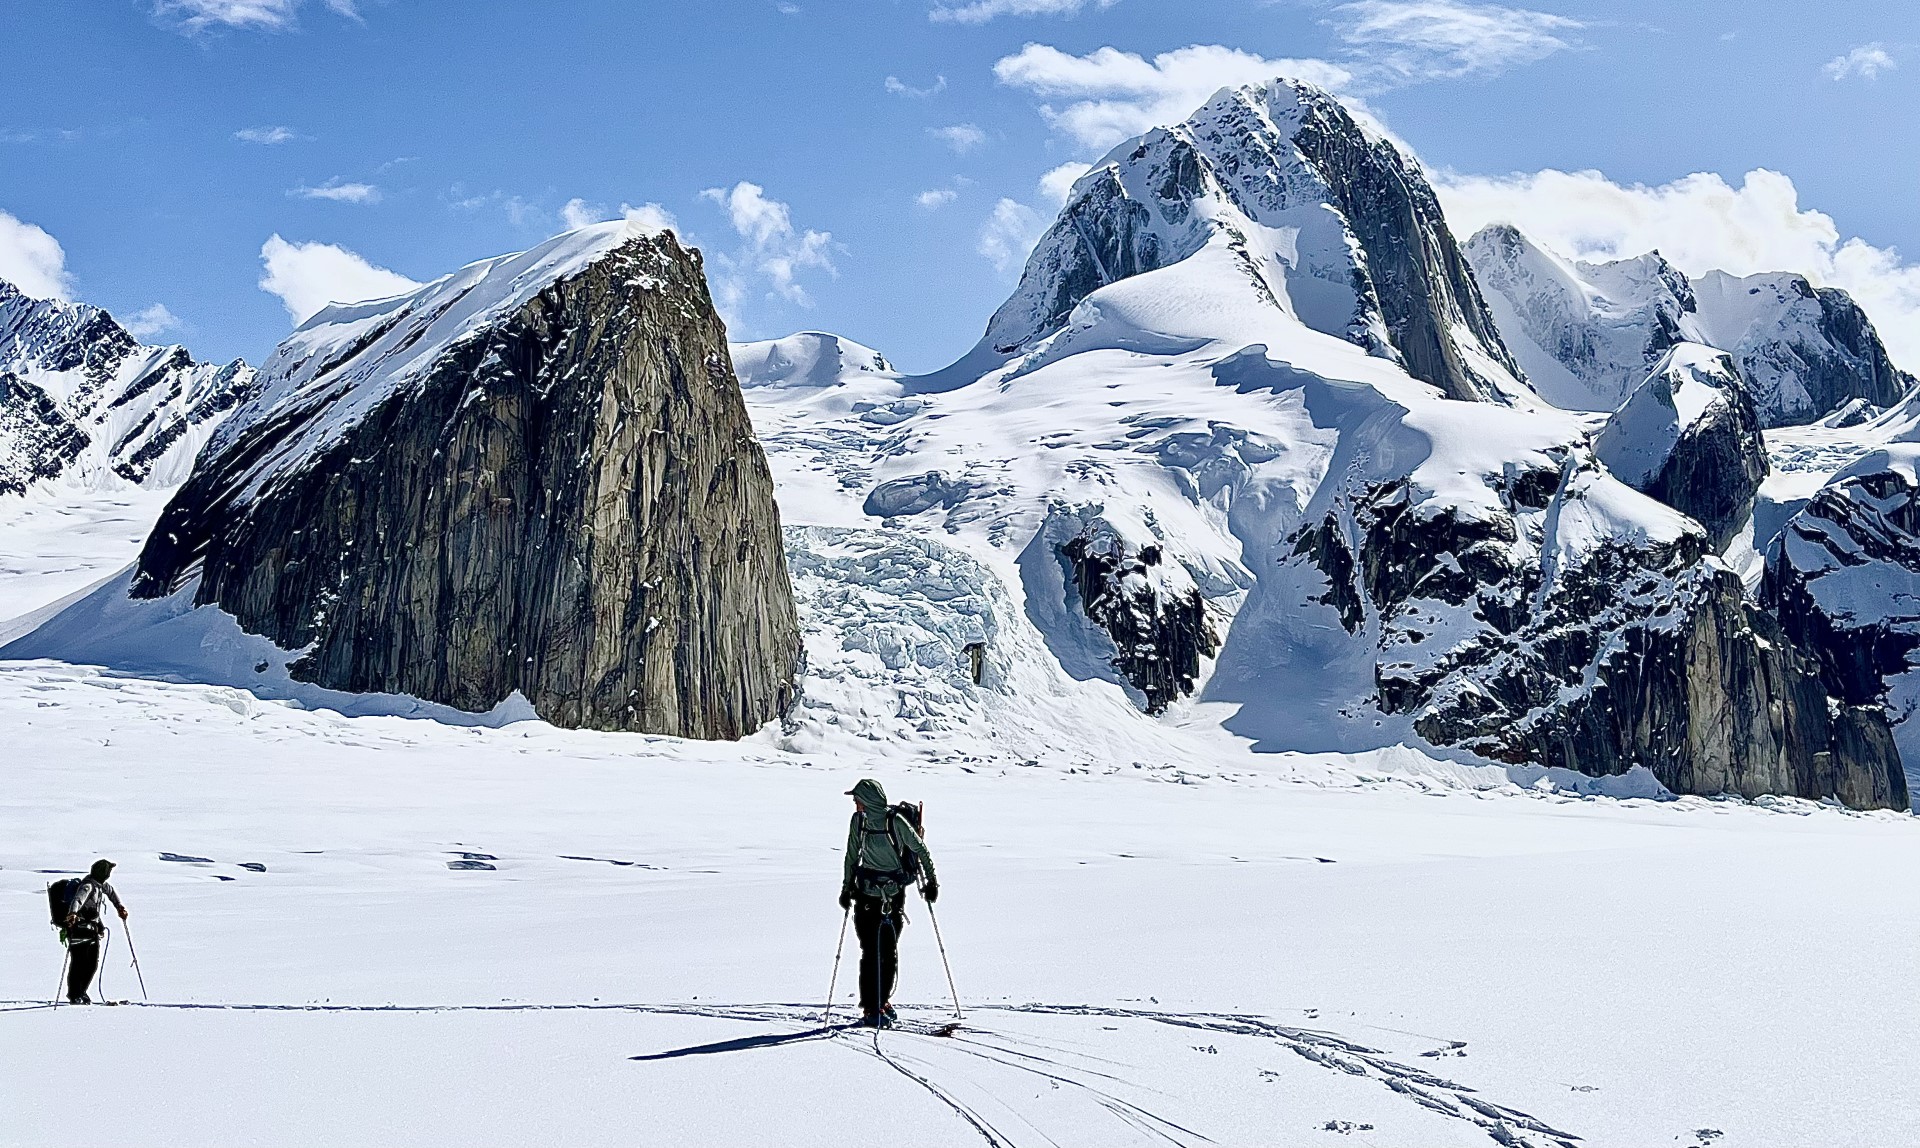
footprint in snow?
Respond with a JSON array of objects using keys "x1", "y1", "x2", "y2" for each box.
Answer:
[{"x1": 159, "y1": 852, "x2": 215, "y2": 864}]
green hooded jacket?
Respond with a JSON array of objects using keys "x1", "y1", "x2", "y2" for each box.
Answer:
[{"x1": 842, "y1": 778, "x2": 936, "y2": 896}]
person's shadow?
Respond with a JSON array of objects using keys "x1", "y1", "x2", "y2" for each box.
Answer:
[{"x1": 628, "y1": 1025, "x2": 848, "y2": 1061}]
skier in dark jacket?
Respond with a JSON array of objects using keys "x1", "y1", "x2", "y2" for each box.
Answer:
[
  {"x1": 839, "y1": 779, "x2": 937, "y2": 1028},
  {"x1": 62, "y1": 859, "x2": 127, "y2": 1005}
]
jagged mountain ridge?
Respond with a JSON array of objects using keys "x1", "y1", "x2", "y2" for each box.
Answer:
[
  {"x1": 1465, "y1": 223, "x2": 1912, "y2": 425},
  {"x1": 737, "y1": 77, "x2": 1907, "y2": 808},
  {"x1": 0, "y1": 280, "x2": 256, "y2": 496},
  {"x1": 983, "y1": 79, "x2": 1526, "y2": 404},
  {"x1": 128, "y1": 222, "x2": 802, "y2": 737}
]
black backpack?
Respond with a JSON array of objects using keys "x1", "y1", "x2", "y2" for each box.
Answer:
[
  {"x1": 861, "y1": 802, "x2": 925, "y2": 882},
  {"x1": 46, "y1": 878, "x2": 80, "y2": 928}
]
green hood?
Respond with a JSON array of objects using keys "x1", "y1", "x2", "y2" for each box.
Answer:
[{"x1": 847, "y1": 778, "x2": 888, "y2": 813}]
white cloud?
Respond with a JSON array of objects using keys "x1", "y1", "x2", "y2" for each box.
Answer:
[
  {"x1": 560, "y1": 198, "x2": 600, "y2": 230},
  {"x1": 618, "y1": 202, "x2": 679, "y2": 233},
  {"x1": 257, "y1": 234, "x2": 420, "y2": 324},
  {"x1": 152, "y1": 0, "x2": 357, "y2": 32},
  {"x1": 916, "y1": 188, "x2": 959, "y2": 210},
  {"x1": 931, "y1": 0, "x2": 1116, "y2": 23},
  {"x1": 930, "y1": 123, "x2": 988, "y2": 154},
  {"x1": 0, "y1": 208, "x2": 73, "y2": 300},
  {"x1": 124, "y1": 304, "x2": 182, "y2": 341},
  {"x1": 776, "y1": 1, "x2": 801, "y2": 12},
  {"x1": 885, "y1": 74, "x2": 948, "y2": 98},
  {"x1": 291, "y1": 180, "x2": 380, "y2": 204},
  {"x1": 699, "y1": 182, "x2": 834, "y2": 306},
  {"x1": 234, "y1": 125, "x2": 299, "y2": 144},
  {"x1": 1435, "y1": 166, "x2": 1920, "y2": 369},
  {"x1": 978, "y1": 198, "x2": 1046, "y2": 274},
  {"x1": 993, "y1": 44, "x2": 1355, "y2": 151},
  {"x1": 1038, "y1": 161, "x2": 1092, "y2": 206},
  {"x1": 1333, "y1": 1, "x2": 1584, "y2": 82},
  {"x1": 1826, "y1": 43, "x2": 1896, "y2": 81}
]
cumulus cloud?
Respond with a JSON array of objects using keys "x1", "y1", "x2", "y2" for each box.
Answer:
[
  {"x1": 916, "y1": 189, "x2": 959, "y2": 210},
  {"x1": 993, "y1": 44, "x2": 1355, "y2": 151},
  {"x1": 234, "y1": 125, "x2": 299, "y2": 144},
  {"x1": 1333, "y1": 0, "x2": 1584, "y2": 82},
  {"x1": 0, "y1": 208, "x2": 73, "y2": 300},
  {"x1": 886, "y1": 74, "x2": 948, "y2": 98},
  {"x1": 930, "y1": 123, "x2": 988, "y2": 154},
  {"x1": 699, "y1": 181, "x2": 835, "y2": 308},
  {"x1": 152, "y1": 0, "x2": 358, "y2": 32},
  {"x1": 931, "y1": 0, "x2": 1116, "y2": 24},
  {"x1": 1436, "y1": 166, "x2": 1920, "y2": 369},
  {"x1": 257, "y1": 234, "x2": 420, "y2": 324},
  {"x1": 1038, "y1": 161, "x2": 1092, "y2": 206},
  {"x1": 123, "y1": 304, "x2": 182, "y2": 341},
  {"x1": 1825, "y1": 43, "x2": 1896, "y2": 81},
  {"x1": 978, "y1": 198, "x2": 1046, "y2": 275},
  {"x1": 291, "y1": 179, "x2": 380, "y2": 204}
]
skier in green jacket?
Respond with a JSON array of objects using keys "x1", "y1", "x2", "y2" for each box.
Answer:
[{"x1": 839, "y1": 778, "x2": 937, "y2": 1028}]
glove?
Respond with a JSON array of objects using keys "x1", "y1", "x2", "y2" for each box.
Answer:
[
  {"x1": 118, "y1": 907, "x2": 129, "y2": 921},
  {"x1": 838, "y1": 887, "x2": 853, "y2": 911},
  {"x1": 922, "y1": 880, "x2": 939, "y2": 905}
]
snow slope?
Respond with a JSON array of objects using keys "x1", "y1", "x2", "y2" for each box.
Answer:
[{"x1": 3, "y1": 660, "x2": 1919, "y2": 1147}]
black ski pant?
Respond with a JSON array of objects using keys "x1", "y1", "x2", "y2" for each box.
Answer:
[
  {"x1": 853, "y1": 892, "x2": 906, "y2": 1017},
  {"x1": 66, "y1": 935, "x2": 101, "y2": 1002}
]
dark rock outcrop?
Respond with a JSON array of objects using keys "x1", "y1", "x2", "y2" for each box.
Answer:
[
  {"x1": 1052, "y1": 516, "x2": 1218, "y2": 714},
  {"x1": 1593, "y1": 345, "x2": 1768, "y2": 550},
  {"x1": 0, "y1": 279, "x2": 256, "y2": 494},
  {"x1": 1763, "y1": 448, "x2": 1920, "y2": 715},
  {"x1": 1292, "y1": 458, "x2": 1906, "y2": 808},
  {"x1": 980, "y1": 78, "x2": 1524, "y2": 403},
  {"x1": 132, "y1": 225, "x2": 801, "y2": 738}
]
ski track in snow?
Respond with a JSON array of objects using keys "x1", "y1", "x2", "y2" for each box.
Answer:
[{"x1": 0, "y1": 998, "x2": 1574, "y2": 1147}]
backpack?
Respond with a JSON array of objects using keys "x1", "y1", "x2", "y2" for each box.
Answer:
[
  {"x1": 861, "y1": 802, "x2": 925, "y2": 883},
  {"x1": 47, "y1": 878, "x2": 80, "y2": 928}
]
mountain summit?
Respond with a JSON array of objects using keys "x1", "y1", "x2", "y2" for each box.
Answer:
[{"x1": 984, "y1": 79, "x2": 1526, "y2": 404}]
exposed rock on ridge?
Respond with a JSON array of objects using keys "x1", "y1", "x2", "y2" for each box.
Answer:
[
  {"x1": 982, "y1": 79, "x2": 1525, "y2": 403},
  {"x1": 1593, "y1": 344, "x2": 1768, "y2": 550},
  {"x1": 1465, "y1": 223, "x2": 1913, "y2": 425},
  {"x1": 1292, "y1": 453, "x2": 1906, "y2": 808},
  {"x1": 132, "y1": 224, "x2": 801, "y2": 738},
  {"x1": 0, "y1": 279, "x2": 256, "y2": 495}
]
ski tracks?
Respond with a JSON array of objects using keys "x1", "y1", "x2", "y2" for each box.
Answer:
[{"x1": 2, "y1": 998, "x2": 1579, "y2": 1147}]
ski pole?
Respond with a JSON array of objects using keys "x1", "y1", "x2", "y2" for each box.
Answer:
[
  {"x1": 122, "y1": 920, "x2": 150, "y2": 1001},
  {"x1": 55, "y1": 943, "x2": 69, "y2": 1005},
  {"x1": 925, "y1": 898, "x2": 962, "y2": 1022},
  {"x1": 821, "y1": 904, "x2": 850, "y2": 1025}
]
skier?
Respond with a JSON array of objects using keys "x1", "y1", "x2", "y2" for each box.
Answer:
[
  {"x1": 61, "y1": 859, "x2": 127, "y2": 1005},
  {"x1": 839, "y1": 779, "x2": 937, "y2": 1028}
]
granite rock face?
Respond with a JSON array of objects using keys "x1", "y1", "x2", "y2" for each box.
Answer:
[
  {"x1": 1292, "y1": 457, "x2": 1907, "y2": 808},
  {"x1": 1765, "y1": 447, "x2": 1920, "y2": 719},
  {"x1": 0, "y1": 279, "x2": 256, "y2": 495},
  {"x1": 133, "y1": 224, "x2": 801, "y2": 737}
]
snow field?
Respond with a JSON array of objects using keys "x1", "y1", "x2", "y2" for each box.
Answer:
[{"x1": 4, "y1": 660, "x2": 1920, "y2": 1146}]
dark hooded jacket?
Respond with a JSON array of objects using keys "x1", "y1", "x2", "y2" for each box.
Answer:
[{"x1": 842, "y1": 779, "x2": 935, "y2": 898}]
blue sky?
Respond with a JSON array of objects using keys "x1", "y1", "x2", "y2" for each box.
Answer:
[{"x1": 3, "y1": 0, "x2": 1918, "y2": 372}]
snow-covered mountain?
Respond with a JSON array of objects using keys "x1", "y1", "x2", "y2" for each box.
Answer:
[
  {"x1": 740, "y1": 78, "x2": 1906, "y2": 808},
  {"x1": 733, "y1": 331, "x2": 894, "y2": 390},
  {"x1": 1465, "y1": 223, "x2": 1912, "y2": 425},
  {"x1": 0, "y1": 279, "x2": 255, "y2": 496},
  {"x1": 979, "y1": 79, "x2": 1526, "y2": 404}
]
